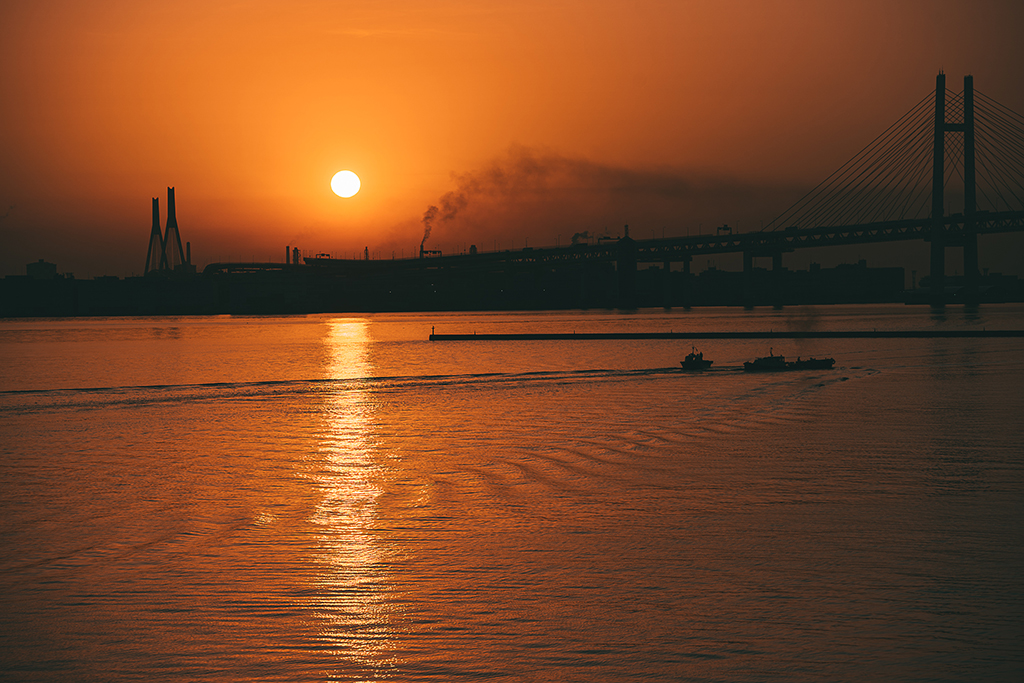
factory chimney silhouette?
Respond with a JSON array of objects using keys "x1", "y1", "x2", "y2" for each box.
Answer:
[{"x1": 144, "y1": 188, "x2": 192, "y2": 275}]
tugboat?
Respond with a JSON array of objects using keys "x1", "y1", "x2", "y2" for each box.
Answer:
[
  {"x1": 680, "y1": 346, "x2": 713, "y2": 370},
  {"x1": 743, "y1": 348, "x2": 788, "y2": 372},
  {"x1": 788, "y1": 356, "x2": 835, "y2": 370},
  {"x1": 744, "y1": 349, "x2": 836, "y2": 371}
]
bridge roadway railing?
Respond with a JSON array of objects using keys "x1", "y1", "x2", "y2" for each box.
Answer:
[
  {"x1": 203, "y1": 209, "x2": 1024, "y2": 275},
  {"x1": 469, "y1": 209, "x2": 1024, "y2": 265},
  {"x1": 436, "y1": 209, "x2": 1024, "y2": 266},
  {"x1": 632, "y1": 210, "x2": 1024, "y2": 263}
]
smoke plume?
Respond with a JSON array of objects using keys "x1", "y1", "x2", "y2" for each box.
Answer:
[
  {"x1": 411, "y1": 145, "x2": 813, "y2": 254},
  {"x1": 420, "y1": 192, "x2": 467, "y2": 252}
]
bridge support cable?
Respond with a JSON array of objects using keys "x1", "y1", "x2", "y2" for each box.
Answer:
[
  {"x1": 975, "y1": 142, "x2": 1024, "y2": 210},
  {"x1": 973, "y1": 92, "x2": 1024, "y2": 211},
  {"x1": 861, "y1": 120, "x2": 935, "y2": 224},
  {"x1": 975, "y1": 92, "x2": 1024, "y2": 150},
  {"x1": 974, "y1": 115, "x2": 1024, "y2": 182},
  {"x1": 815, "y1": 109, "x2": 934, "y2": 227},
  {"x1": 763, "y1": 92, "x2": 935, "y2": 232},
  {"x1": 800, "y1": 100, "x2": 933, "y2": 228}
]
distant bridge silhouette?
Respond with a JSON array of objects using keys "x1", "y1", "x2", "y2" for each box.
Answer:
[{"x1": 217, "y1": 74, "x2": 1024, "y2": 306}]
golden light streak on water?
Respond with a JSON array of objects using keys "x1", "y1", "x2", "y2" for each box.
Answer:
[{"x1": 309, "y1": 319, "x2": 399, "y2": 677}]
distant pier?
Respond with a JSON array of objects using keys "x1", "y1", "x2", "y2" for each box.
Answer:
[{"x1": 429, "y1": 330, "x2": 1024, "y2": 341}]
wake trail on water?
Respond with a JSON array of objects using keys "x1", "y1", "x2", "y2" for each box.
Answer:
[
  {"x1": 0, "y1": 367, "x2": 704, "y2": 414},
  {"x1": 0, "y1": 364, "x2": 874, "y2": 419}
]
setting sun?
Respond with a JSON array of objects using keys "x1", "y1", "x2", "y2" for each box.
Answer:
[{"x1": 331, "y1": 170, "x2": 360, "y2": 198}]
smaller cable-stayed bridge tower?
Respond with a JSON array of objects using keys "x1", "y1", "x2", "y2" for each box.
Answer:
[
  {"x1": 144, "y1": 197, "x2": 164, "y2": 274},
  {"x1": 144, "y1": 187, "x2": 193, "y2": 275},
  {"x1": 763, "y1": 73, "x2": 1024, "y2": 303},
  {"x1": 162, "y1": 187, "x2": 186, "y2": 271}
]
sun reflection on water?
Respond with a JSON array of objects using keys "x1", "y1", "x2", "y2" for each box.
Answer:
[{"x1": 310, "y1": 318, "x2": 398, "y2": 677}]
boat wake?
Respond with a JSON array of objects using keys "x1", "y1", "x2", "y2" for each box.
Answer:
[{"x1": 0, "y1": 367, "x2": 695, "y2": 414}]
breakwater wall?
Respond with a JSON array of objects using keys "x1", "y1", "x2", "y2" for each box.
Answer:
[{"x1": 429, "y1": 330, "x2": 1024, "y2": 341}]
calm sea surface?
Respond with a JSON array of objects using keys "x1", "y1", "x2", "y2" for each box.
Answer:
[{"x1": 1, "y1": 305, "x2": 1022, "y2": 682}]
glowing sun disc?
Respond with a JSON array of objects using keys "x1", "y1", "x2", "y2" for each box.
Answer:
[{"x1": 331, "y1": 170, "x2": 360, "y2": 197}]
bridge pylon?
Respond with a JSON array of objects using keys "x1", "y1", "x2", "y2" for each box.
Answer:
[{"x1": 930, "y1": 73, "x2": 978, "y2": 305}]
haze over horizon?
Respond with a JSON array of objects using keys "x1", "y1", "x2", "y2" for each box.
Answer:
[{"x1": 2, "y1": 0, "x2": 1023, "y2": 279}]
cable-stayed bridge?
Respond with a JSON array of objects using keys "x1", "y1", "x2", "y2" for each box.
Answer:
[
  {"x1": 466, "y1": 73, "x2": 1024, "y2": 305},
  {"x1": 238, "y1": 73, "x2": 1024, "y2": 306}
]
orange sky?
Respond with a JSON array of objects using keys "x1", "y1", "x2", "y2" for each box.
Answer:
[{"x1": 2, "y1": 0, "x2": 1023, "y2": 277}]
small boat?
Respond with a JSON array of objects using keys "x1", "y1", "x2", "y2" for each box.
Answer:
[
  {"x1": 680, "y1": 347, "x2": 713, "y2": 370},
  {"x1": 743, "y1": 349, "x2": 788, "y2": 372}
]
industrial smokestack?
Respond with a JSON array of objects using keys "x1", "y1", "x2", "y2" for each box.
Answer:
[
  {"x1": 286, "y1": 245, "x2": 291, "y2": 265},
  {"x1": 186, "y1": 241, "x2": 191, "y2": 265},
  {"x1": 421, "y1": 205, "x2": 437, "y2": 256}
]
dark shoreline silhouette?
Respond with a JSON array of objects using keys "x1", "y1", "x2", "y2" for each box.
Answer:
[{"x1": 4, "y1": 258, "x2": 1022, "y2": 318}]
